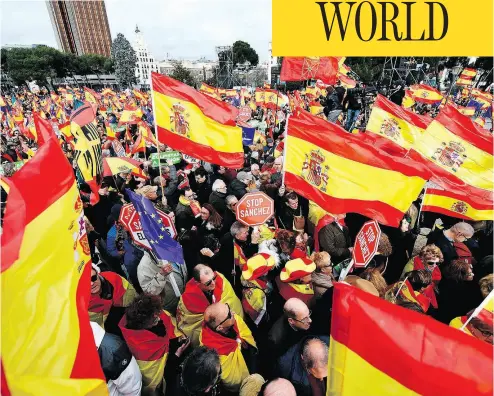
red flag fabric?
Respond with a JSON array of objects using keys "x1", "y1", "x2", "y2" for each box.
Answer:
[{"x1": 280, "y1": 57, "x2": 339, "y2": 85}]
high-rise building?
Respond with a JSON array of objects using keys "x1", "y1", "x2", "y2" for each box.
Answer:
[
  {"x1": 132, "y1": 25, "x2": 158, "y2": 90},
  {"x1": 46, "y1": 0, "x2": 112, "y2": 57}
]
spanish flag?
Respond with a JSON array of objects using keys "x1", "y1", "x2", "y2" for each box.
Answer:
[
  {"x1": 305, "y1": 86, "x2": 320, "y2": 98},
  {"x1": 70, "y1": 103, "x2": 104, "y2": 205},
  {"x1": 365, "y1": 95, "x2": 432, "y2": 156},
  {"x1": 89, "y1": 271, "x2": 137, "y2": 327},
  {"x1": 1, "y1": 128, "x2": 107, "y2": 394},
  {"x1": 457, "y1": 106, "x2": 476, "y2": 116},
  {"x1": 84, "y1": 87, "x2": 100, "y2": 104},
  {"x1": 176, "y1": 272, "x2": 244, "y2": 346},
  {"x1": 200, "y1": 314, "x2": 256, "y2": 393},
  {"x1": 456, "y1": 78, "x2": 474, "y2": 86},
  {"x1": 310, "y1": 103, "x2": 325, "y2": 117},
  {"x1": 225, "y1": 89, "x2": 238, "y2": 98},
  {"x1": 409, "y1": 104, "x2": 493, "y2": 193},
  {"x1": 422, "y1": 187, "x2": 493, "y2": 221},
  {"x1": 138, "y1": 120, "x2": 158, "y2": 146},
  {"x1": 328, "y1": 283, "x2": 493, "y2": 396},
  {"x1": 255, "y1": 89, "x2": 265, "y2": 107},
  {"x1": 264, "y1": 89, "x2": 282, "y2": 109},
  {"x1": 120, "y1": 310, "x2": 182, "y2": 393},
  {"x1": 460, "y1": 67, "x2": 477, "y2": 78},
  {"x1": 280, "y1": 57, "x2": 338, "y2": 85},
  {"x1": 131, "y1": 132, "x2": 146, "y2": 154},
  {"x1": 199, "y1": 83, "x2": 219, "y2": 99},
  {"x1": 450, "y1": 291, "x2": 494, "y2": 342},
  {"x1": 101, "y1": 87, "x2": 116, "y2": 97},
  {"x1": 338, "y1": 73, "x2": 357, "y2": 89},
  {"x1": 409, "y1": 84, "x2": 443, "y2": 104},
  {"x1": 151, "y1": 72, "x2": 244, "y2": 168},
  {"x1": 284, "y1": 110, "x2": 430, "y2": 227},
  {"x1": 133, "y1": 89, "x2": 146, "y2": 102},
  {"x1": 402, "y1": 90, "x2": 415, "y2": 109},
  {"x1": 104, "y1": 121, "x2": 116, "y2": 140},
  {"x1": 118, "y1": 104, "x2": 143, "y2": 126}
]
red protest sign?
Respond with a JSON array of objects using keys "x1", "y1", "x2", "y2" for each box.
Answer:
[
  {"x1": 119, "y1": 203, "x2": 177, "y2": 249},
  {"x1": 236, "y1": 192, "x2": 274, "y2": 226},
  {"x1": 238, "y1": 106, "x2": 252, "y2": 122},
  {"x1": 352, "y1": 220, "x2": 381, "y2": 268}
]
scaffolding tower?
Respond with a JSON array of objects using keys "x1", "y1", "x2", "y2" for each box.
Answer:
[
  {"x1": 215, "y1": 45, "x2": 236, "y2": 89},
  {"x1": 379, "y1": 57, "x2": 426, "y2": 88}
]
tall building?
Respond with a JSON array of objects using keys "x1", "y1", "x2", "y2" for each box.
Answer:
[
  {"x1": 132, "y1": 25, "x2": 158, "y2": 90},
  {"x1": 46, "y1": 0, "x2": 112, "y2": 57}
]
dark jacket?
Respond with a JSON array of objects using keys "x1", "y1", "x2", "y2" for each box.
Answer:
[
  {"x1": 427, "y1": 228, "x2": 458, "y2": 265},
  {"x1": 319, "y1": 222, "x2": 352, "y2": 264},
  {"x1": 227, "y1": 179, "x2": 247, "y2": 199},
  {"x1": 195, "y1": 181, "x2": 212, "y2": 205},
  {"x1": 267, "y1": 316, "x2": 311, "y2": 359},
  {"x1": 275, "y1": 336, "x2": 330, "y2": 396},
  {"x1": 175, "y1": 202, "x2": 197, "y2": 232},
  {"x1": 436, "y1": 278, "x2": 480, "y2": 324},
  {"x1": 209, "y1": 191, "x2": 227, "y2": 216}
]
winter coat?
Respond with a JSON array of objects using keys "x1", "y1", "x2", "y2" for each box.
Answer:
[
  {"x1": 195, "y1": 181, "x2": 212, "y2": 205},
  {"x1": 137, "y1": 252, "x2": 187, "y2": 314},
  {"x1": 318, "y1": 222, "x2": 352, "y2": 264},
  {"x1": 275, "y1": 336, "x2": 330, "y2": 396},
  {"x1": 427, "y1": 228, "x2": 458, "y2": 265},
  {"x1": 228, "y1": 179, "x2": 248, "y2": 199},
  {"x1": 209, "y1": 191, "x2": 227, "y2": 216},
  {"x1": 175, "y1": 202, "x2": 196, "y2": 232}
]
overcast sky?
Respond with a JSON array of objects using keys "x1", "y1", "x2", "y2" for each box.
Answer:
[{"x1": 0, "y1": 0, "x2": 272, "y2": 61}]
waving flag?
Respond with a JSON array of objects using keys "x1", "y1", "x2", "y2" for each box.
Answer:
[
  {"x1": 70, "y1": 102, "x2": 104, "y2": 204},
  {"x1": 284, "y1": 110, "x2": 430, "y2": 226},
  {"x1": 327, "y1": 283, "x2": 493, "y2": 395},
  {"x1": 409, "y1": 84, "x2": 443, "y2": 104},
  {"x1": 127, "y1": 189, "x2": 185, "y2": 265},
  {"x1": 409, "y1": 104, "x2": 493, "y2": 193},
  {"x1": 84, "y1": 87, "x2": 100, "y2": 105},
  {"x1": 199, "y1": 83, "x2": 219, "y2": 99},
  {"x1": 422, "y1": 186, "x2": 493, "y2": 221},
  {"x1": 118, "y1": 105, "x2": 143, "y2": 126},
  {"x1": 151, "y1": 72, "x2": 244, "y2": 168},
  {"x1": 1, "y1": 129, "x2": 106, "y2": 394},
  {"x1": 365, "y1": 95, "x2": 432, "y2": 156},
  {"x1": 280, "y1": 57, "x2": 338, "y2": 85}
]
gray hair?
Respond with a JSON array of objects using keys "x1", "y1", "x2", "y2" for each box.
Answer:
[
  {"x1": 230, "y1": 221, "x2": 247, "y2": 237},
  {"x1": 450, "y1": 222, "x2": 475, "y2": 237},
  {"x1": 226, "y1": 195, "x2": 237, "y2": 206},
  {"x1": 212, "y1": 179, "x2": 226, "y2": 192},
  {"x1": 153, "y1": 176, "x2": 163, "y2": 186},
  {"x1": 302, "y1": 338, "x2": 328, "y2": 370},
  {"x1": 251, "y1": 163, "x2": 260, "y2": 171}
]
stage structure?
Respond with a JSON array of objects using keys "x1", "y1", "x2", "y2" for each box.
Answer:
[
  {"x1": 215, "y1": 45, "x2": 237, "y2": 89},
  {"x1": 379, "y1": 57, "x2": 426, "y2": 87}
]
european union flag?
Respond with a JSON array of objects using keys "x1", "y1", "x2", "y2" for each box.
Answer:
[
  {"x1": 242, "y1": 126, "x2": 255, "y2": 146},
  {"x1": 127, "y1": 189, "x2": 184, "y2": 265}
]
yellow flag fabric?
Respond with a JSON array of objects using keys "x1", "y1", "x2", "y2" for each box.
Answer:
[{"x1": 1, "y1": 135, "x2": 107, "y2": 394}]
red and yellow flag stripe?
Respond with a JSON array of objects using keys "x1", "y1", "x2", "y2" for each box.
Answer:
[
  {"x1": 409, "y1": 84, "x2": 443, "y2": 104},
  {"x1": 422, "y1": 187, "x2": 493, "y2": 221},
  {"x1": 328, "y1": 283, "x2": 493, "y2": 396},
  {"x1": 152, "y1": 72, "x2": 244, "y2": 168},
  {"x1": 411, "y1": 104, "x2": 493, "y2": 192},
  {"x1": 1, "y1": 133, "x2": 106, "y2": 394},
  {"x1": 366, "y1": 95, "x2": 431, "y2": 155},
  {"x1": 284, "y1": 110, "x2": 430, "y2": 227}
]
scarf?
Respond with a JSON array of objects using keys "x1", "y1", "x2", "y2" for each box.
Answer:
[
  {"x1": 179, "y1": 195, "x2": 190, "y2": 206},
  {"x1": 413, "y1": 256, "x2": 441, "y2": 309}
]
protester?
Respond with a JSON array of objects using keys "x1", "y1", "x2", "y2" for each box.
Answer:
[
  {"x1": 427, "y1": 222, "x2": 475, "y2": 265},
  {"x1": 90, "y1": 321, "x2": 142, "y2": 396},
  {"x1": 261, "y1": 378, "x2": 297, "y2": 396},
  {"x1": 209, "y1": 179, "x2": 228, "y2": 215},
  {"x1": 318, "y1": 213, "x2": 352, "y2": 264},
  {"x1": 89, "y1": 264, "x2": 137, "y2": 328},
  {"x1": 275, "y1": 258, "x2": 316, "y2": 305},
  {"x1": 176, "y1": 264, "x2": 243, "y2": 346},
  {"x1": 310, "y1": 251, "x2": 334, "y2": 299},
  {"x1": 200, "y1": 302, "x2": 257, "y2": 393}
]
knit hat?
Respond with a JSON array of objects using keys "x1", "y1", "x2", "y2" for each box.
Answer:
[
  {"x1": 280, "y1": 257, "x2": 316, "y2": 283},
  {"x1": 242, "y1": 253, "x2": 276, "y2": 281}
]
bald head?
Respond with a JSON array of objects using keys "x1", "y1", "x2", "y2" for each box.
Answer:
[
  {"x1": 263, "y1": 378, "x2": 296, "y2": 396},
  {"x1": 284, "y1": 298, "x2": 311, "y2": 330},
  {"x1": 204, "y1": 302, "x2": 226, "y2": 328},
  {"x1": 301, "y1": 338, "x2": 328, "y2": 380}
]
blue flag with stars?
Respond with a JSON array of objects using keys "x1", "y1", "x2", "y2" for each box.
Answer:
[{"x1": 127, "y1": 189, "x2": 185, "y2": 264}]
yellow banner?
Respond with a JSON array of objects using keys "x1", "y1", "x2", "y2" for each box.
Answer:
[
  {"x1": 272, "y1": 0, "x2": 493, "y2": 56},
  {"x1": 423, "y1": 193, "x2": 493, "y2": 221}
]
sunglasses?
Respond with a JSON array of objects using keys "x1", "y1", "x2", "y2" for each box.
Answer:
[
  {"x1": 216, "y1": 304, "x2": 232, "y2": 329},
  {"x1": 426, "y1": 261, "x2": 438, "y2": 266},
  {"x1": 202, "y1": 274, "x2": 217, "y2": 287},
  {"x1": 91, "y1": 274, "x2": 98, "y2": 283}
]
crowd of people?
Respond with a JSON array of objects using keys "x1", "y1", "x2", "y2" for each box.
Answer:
[{"x1": 1, "y1": 77, "x2": 493, "y2": 396}]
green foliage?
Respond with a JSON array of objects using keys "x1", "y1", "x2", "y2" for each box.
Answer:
[
  {"x1": 111, "y1": 33, "x2": 137, "y2": 88},
  {"x1": 346, "y1": 57, "x2": 386, "y2": 84},
  {"x1": 169, "y1": 61, "x2": 197, "y2": 87},
  {"x1": 232, "y1": 40, "x2": 259, "y2": 67},
  {"x1": 1, "y1": 45, "x2": 112, "y2": 87}
]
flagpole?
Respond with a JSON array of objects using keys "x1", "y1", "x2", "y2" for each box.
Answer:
[
  {"x1": 459, "y1": 289, "x2": 494, "y2": 332},
  {"x1": 149, "y1": 73, "x2": 166, "y2": 200},
  {"x1": 281, "y1": 114, "x2": 289, "y2": 187}
]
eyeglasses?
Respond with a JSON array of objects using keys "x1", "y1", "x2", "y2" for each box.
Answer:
[
  {"x1": 202, "y1": 274, "x2": 217, "y2": 287},
  {"x1": 426, "y1": 261, "x2": 438, "y2": 265},
  {"x1": 91, "y1": 274, "x2": 98, "y2": 283},
  {"x1": 292, "y1": 310, "x2": 312, "y2": 324},
  {"x1": 216, "y1": 304, "x2": 232, "y2": 329},
  {"x1": 185, "y1": 193, "x2": 197, "y2": 199}
]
